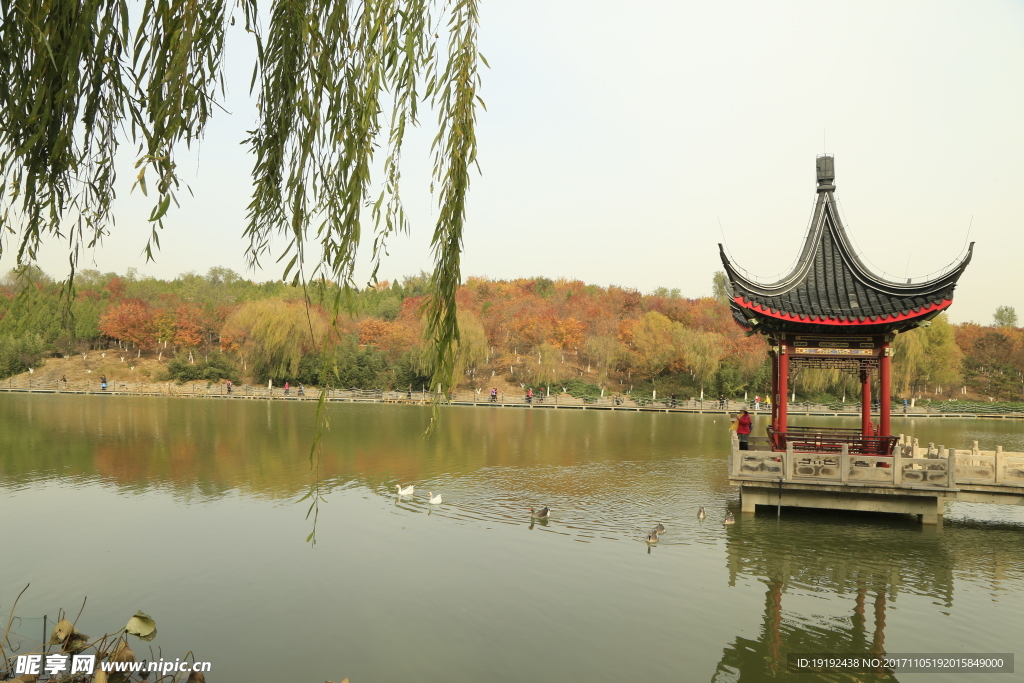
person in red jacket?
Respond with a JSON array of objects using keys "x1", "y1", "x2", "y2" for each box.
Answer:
[{"x1": 737, "y1": 409, "x2": 752, "y2": 450}]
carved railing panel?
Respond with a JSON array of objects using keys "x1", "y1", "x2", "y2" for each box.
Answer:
[
  {"x1": 791, "y1": 456, "x2": 841, "y2": 482},
  {"x1": 847, "y1": 455, "x2": 895, "y2": 484},
  {"x1": 734, "y1": 453, "x2": 785, "y2": 479},
  {"x1": 898, "y1": 457, "x2": 952, "y2": 487}
]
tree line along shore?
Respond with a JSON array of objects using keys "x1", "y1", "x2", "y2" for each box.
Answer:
[{"x1": 0, "y1": 267, "x2": 1021, "y2": 405}]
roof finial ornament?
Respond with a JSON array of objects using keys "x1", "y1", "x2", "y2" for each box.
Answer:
[{"x1": 816, "y1": 155, "x2": 835, "y2": 192}]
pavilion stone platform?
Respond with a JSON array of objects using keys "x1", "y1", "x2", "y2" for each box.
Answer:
[{"x1": 730, "y1": 433, "x2": 1024, "y2": 524}]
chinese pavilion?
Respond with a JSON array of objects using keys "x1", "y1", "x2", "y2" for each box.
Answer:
[{"x1": 720, "y1": 156, "x2": 973, "y2": 455}]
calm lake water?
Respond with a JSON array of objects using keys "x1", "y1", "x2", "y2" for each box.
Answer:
[{"x1": 2, "y1": 394, "x2": 1023, "y2": 682}]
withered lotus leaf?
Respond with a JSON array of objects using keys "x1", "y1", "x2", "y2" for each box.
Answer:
[
  {"x1": 125, "y1": 610, "x2": 157, "y2": 640},
  {"x1": 49, "y1": 618, "x2": 73, "y2": 645},
  {"x1": 111, "y1": 640, "x2": 136, "y2": 663}
]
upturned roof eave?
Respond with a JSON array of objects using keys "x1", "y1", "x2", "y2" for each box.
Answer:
[{"x1": 721, "y1": 191, "x2": 975, "y2": 302}]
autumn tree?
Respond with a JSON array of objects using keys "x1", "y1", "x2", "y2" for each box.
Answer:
[
  {"x1": 956, "y1": 322, "x2": 1024, "y2": 399},
  {"x1": 153, "y1": 308, "x2": 177, "y2": 354},
  {"x1": 549, "y1": 318, "x2": 587, "y2": 351},
  {"x1": 174, "y1": 304, "x2": 207, "y2": 362},
  {"x1": 358, "y1": 318, "x2": 420, "y2": 361},
  {"x1": 99, "y1": 300, "x2": 156, "y2": 355}
]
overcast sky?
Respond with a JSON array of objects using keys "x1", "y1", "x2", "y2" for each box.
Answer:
[{"x1": 4, "y1": 0, "x2": 1022, "y2": 324}]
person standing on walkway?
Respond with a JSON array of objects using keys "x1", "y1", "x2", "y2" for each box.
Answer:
[
  {"x1": 100, "y1": 375, "x2": 107, "y2": 391},
  {"x1": 284, "y1": 381, "x2": 290, "y2": 396},
  {"x1": 754, "y1": 395, "x2": 761, "y2": 411},
  {"x1": 903, "y1": 397, "x2": 909, "y2": 414},
  {"x1": 737, "y1": 409, "x2": 752, "y2": 450}
]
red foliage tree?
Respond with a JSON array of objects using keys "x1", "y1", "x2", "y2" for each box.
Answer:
[
  {"x1": 99, "y1": 299, "x2": 155, "y2": 350},
  {"x1": 174, "y1": 304, "x2": 206, "y2": 349}
]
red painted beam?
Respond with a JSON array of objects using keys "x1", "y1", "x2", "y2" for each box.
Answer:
[{"x1": 734, "y1": 297, "x2": 952, "y2": 326}]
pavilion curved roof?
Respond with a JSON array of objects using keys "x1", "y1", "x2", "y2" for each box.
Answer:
[{"x1": 720, "y1": 156, "x2": 973, "y2": 334}]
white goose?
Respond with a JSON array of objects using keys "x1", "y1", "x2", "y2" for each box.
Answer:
[
  {"x1": 429, "y1": 492, "x2": 442, "y2": 505},
  {"x1": 395, "y1": 484, "x2": 414, "y2": 496}
]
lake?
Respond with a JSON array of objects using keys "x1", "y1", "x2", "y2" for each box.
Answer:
[{"x1": 1, "y1": 394, "x2": 1023, "y2": 682}]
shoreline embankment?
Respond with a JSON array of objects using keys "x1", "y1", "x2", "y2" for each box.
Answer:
[{"x1": 1, "y1": 377, "x2": 1023, "y2": 420}]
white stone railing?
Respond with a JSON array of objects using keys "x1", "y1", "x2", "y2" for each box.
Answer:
[
  {"x1": 729, "y1": 433, "x2": 975, "y2": 490},
  {"x1": 731, "y1": 433, "x2": 1024, "y2": 490}
]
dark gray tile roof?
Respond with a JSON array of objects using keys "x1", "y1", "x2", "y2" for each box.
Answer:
[{"x1": 720, "y1": 186, "x2": 971, "y2": 330}]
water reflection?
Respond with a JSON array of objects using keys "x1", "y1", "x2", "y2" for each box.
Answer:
[
  {"x1": 713, "y1": 513, "x2": 1024, "y2": 681},
  {"x1": 0, "y1": 395, "x2": 729, "y2": 500},
  {"x1": 4, "y1": 395, "x2": 1024, "y2": 682}
]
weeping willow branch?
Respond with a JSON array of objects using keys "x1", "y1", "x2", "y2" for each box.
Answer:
[
  {"x1": 1, "y1": 0, "x2": 479, "y2": 373},
  {"x1": 0, "y1": 0, "x2": 484, "y2": 544},
  {"x1": 0, "y1": 0, "x2": 230, "y2": 278},
  {"x1": 424, "y1": 0, "x2": 482, "y2": 416}
]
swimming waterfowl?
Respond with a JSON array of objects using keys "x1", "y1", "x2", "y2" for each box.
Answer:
[
  {"x1": 723, "y1": 511, "x2": 735, "y2": 525},
  {"x1": 529, "y1": 506, "x2": 550, "y2": 519},
  {"x1": 698, "y1": 506, "x2": 707, "y2": 520},
  {"x1": 395, "y1": 484, "x2": 414, "y2": 496},
  {"x1": 646, "y1": 530, "x2": 660, "y2": 544},
  {"x1": 429, "y1": 492, "x2": 442, "y2": 504},
  {"x1": 653, "y1": 523, "x2": 665, "y2": 533}
]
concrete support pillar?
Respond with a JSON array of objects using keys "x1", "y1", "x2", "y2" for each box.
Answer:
[
  {"x1": 920, "y1": 497, "x2": 944, "y2": 525},
  {"x1": 740, "y1": 485, "x2": 768, "y2": 513},
  {"x1": 860, "y1": 367, "x2": 872, "y2": 437},
  {"x1": 879, "y1": 344, "x2": 892, "y2": 438}
]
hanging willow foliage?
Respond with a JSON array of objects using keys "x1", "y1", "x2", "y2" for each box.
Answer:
[{"x1": 0, "y1": 0, "x2": 481, "y2": 398}]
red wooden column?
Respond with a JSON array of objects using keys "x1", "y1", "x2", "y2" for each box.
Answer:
[
  {"x1": 860, "y1": 366, "x2": 872, "y2": 437},
  {"x1": 777, "y1": 343, "x2": 789, "y2": 437},
  {"x1": 879, "y1": 344, "x2": 892, "y2": 437},
  {"x1": 770, "y1": 349, "x2": 779, "y2": 431}
]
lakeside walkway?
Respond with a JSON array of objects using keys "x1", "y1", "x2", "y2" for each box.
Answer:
[{"x1": 2, "y1": 377, "x2": 1022, "y2": 420}]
